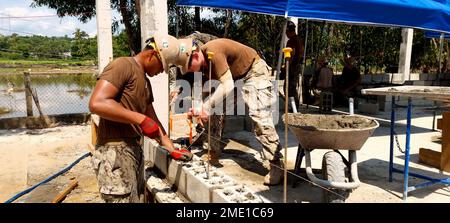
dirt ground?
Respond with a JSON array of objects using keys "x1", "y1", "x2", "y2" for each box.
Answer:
[
  {"x1": 1, "y1": 106, "x2": 449, "y2": 203},
  {"x1": 0, "y1": 124, "x2": 101, "y2": 203}
]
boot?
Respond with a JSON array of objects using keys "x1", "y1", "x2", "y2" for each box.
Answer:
[
  {"x1": 264, "y1": 159, "x2": 284, "y2": 186},
  {"x1": 201, "y1": 149, "x2": 221, "y2": 166}
]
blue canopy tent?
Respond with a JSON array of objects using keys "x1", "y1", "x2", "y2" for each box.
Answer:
[
  {"x1": 178, "y1": 0, "x2": 450, "y2": 33},
  {"x1": 425, "y1": 31, "x2": 450, "y2": 39},
  {"x1": 176, "y1": 0, "x2": 450, "y2": 202}
]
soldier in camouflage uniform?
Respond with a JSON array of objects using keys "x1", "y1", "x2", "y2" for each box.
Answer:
[
  {"x1": 168, "y1": 32, "x2": 226, "y2": 165},
  {"x1": 174, "y1": 36, "x2": 284, "y2": 186}
]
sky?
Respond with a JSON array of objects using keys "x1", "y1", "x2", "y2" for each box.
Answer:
[{"x1": 0, "y1": 0, "x2": 122, "y2": 37}]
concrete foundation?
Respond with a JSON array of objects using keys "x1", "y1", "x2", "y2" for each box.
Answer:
[{"x1": 145, "y1": 138, "x2": 265, "y2": 203}]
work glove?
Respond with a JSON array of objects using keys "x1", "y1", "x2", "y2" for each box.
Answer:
[
  {"x1": 169, "y1": 148, "x2": 193, "y2": 161},
  {"x1": 139, "y1": 116, "x2": 160, "y2": 139}
]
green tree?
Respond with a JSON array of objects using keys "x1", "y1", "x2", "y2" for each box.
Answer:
[{"x1": 32, "y1": 0, "x2": 141, "y2": 54}]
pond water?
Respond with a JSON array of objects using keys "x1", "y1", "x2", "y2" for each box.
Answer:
[{"x1": 0, "y1": 73, "x2": 96, "y2": 118}]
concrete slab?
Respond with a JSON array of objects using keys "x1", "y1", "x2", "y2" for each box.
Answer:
[{"x1": 185, "y1": 165, "x2": 236, "y2": 203}]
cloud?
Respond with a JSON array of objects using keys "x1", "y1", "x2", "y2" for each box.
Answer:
[{"x1": 0, "y1": 3, "x2": 98, "y2": 37}]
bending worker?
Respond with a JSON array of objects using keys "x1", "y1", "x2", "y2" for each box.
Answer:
[
  {"x1": 89, "y1": 34, "x2": 193, "y2": 203},
  {"x1": 180, "y1": 37, "x2": 284, "y2": 186}
]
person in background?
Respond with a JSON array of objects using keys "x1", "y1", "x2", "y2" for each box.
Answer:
[
  {"x1": 282, "y1": 20, "x2": 304, "y2": 109},
  {"x1": 311, "y1": 57, "x2": 333, "y2": 105},
  {"x1": 335, "y1": 56, "x2": 362, "y2": 105}
]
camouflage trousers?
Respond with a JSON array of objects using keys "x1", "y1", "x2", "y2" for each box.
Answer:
[
  {"x1": 92, "y1": 141, "x2": 145, "y2": 203},
  {"x1": 197, "y1": 59, "x2": 282, "y2": 161},
  {"x1": 242, "y1": 59, "x2": 283, "y2": 161}
]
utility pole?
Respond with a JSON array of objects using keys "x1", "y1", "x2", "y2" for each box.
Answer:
[
  {"x1": 398, "y1": 28, "x2": 414, "y2": 83},
  {"x1": 95, "y1": 0, "x2": 113, "y2": 74},
  {"x1": 140, "y1": 0, "x2": 169, "y2": 132}
]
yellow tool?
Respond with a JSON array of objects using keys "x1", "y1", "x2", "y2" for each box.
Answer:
[
  {"x1": 283, "y1": 47, "x2": 292, "y2": 59},
  {"x1": 282, "y1": 47, "x2": 292, "y2": 203},
  {"x1": 187, "y1": 116, "x2": 193, "y2": 144},
  {"x1": 169, "y1": 110, "x2": 173, "y2": 134},
  {"x1": 206, "y1": 51, "x2": 215, "y2": 179}
]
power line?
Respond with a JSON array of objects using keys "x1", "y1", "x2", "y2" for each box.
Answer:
[
  {"x1": 0, "y1": 27, "x2": 41, "y2": 36},
  {"x1": 0, "y1": 15, "x2": 59, "y2": 19}
]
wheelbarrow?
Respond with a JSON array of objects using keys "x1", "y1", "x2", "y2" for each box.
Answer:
[{"x1": 283, "y1": 113, "x2": 379, "y2": 203}]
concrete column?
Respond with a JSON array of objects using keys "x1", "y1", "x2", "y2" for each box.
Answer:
[
  {"x1": 398, "y1": 28, "x2": 414, "y2": 82},
  {"x1": 140, "y1": 0, "x2": 169, "y2": 132},
  {"x1": 95, "y1": 0, "x2": 113, "y2": 74}
]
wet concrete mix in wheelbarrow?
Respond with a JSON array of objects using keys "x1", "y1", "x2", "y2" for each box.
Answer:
[{"x1": 284, "y1": 114, "x2": 377, "y2": 130}]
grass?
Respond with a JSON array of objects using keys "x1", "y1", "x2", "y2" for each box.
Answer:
[{"x1": 0, "y1": 58, "x2": 95, "y2": 67}]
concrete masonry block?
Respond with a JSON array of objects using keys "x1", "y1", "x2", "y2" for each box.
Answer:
[
  {"x1": 151, "y1": 143, "x2": 169, "y2": 176},
  {"x1": 445, "y1": 73, "x2": 450, "y2": 80},
  {"x1": 427, "y1": 73, "x2": 439, "y2": 81},
  {"x1": 412, "y1": 80, "x2": 426, "y2": 86},
  {"x1": 146, "y1": 171, "x2": 185, "y2": 203},
  {"x1": 378, "y1": 101, "x2": 392, "y2": 112},
  {"x1": 143, "y1": 137, "x2": 151, "y2": 166},
  {"x1": 409, "y1": 73, "x2": 420, "y2": 81},
  {"x1": 371, "y1": 74, "x2": 383, "y2": 83},
  {"x1": 167, "y1": 159, "x2": 187, "y2": 194},
  {"x1": 362, "y1": 74, "x2": 372, "y2": 84},
  {"x1": 409, "y1": 80, "x2": 433, "y2": 86},
  {"x1": 144, "y1": 137, "x2": 159, "y2": 167},
  {"x1": 381, "y1": 73, "x2": 392, "y2": 83},
  {"x1": 212, "y1": 185, "x2": 263, "y2": 203},
  {"x1": 184, "y1": 163, "x2": 236, "y2": 203},
  {"x1": 167, "y1": 155, "x2": 202, "y2": 195},
  {"x1": 419, "y1": 73, "x2": 429, "y2": 81},
  {"x1": 440, "y1": 80, "x2": 450, "y2": 86},
  {"x1": 358, "y1": 102, "x2": 379, "y2": 115},
  {"x1": 377, "y1": 95, "x2": 391, "y2": 103}
]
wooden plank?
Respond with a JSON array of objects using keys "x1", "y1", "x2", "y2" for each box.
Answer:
[
  {"x1": 91, "y1": 120, "x2": 98, "y2": 145},
  {"x1": 441, "y1": 112, "x2": 450, "y2": 172},
  {"x1": 361, "y1": 86, "x2": 450, "y2": 99},
  {"x1": 24, "y1": 72, "x2": 33, "y2": 117},
  {"x1": 419, "y1": 148, "x2": 441, "y2": 169},
  {"x1": 437, "y1": 118, "x2": 442, "y2": 130},
  {"x1": 51, "y1": 179, "x2": 78, "y2": 203}
]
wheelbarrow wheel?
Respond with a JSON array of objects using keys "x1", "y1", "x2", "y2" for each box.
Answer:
[{"x1": 321, "y1": 151, "x2": 349, "y2": 203}]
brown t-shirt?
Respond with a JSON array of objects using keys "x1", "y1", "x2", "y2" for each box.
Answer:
[
  {"x1": 200, "y1": 39, "x2": 259, "y2": 80},
  {"x1": 96, "y1": 57, "x2": 154, "y2": 143}
]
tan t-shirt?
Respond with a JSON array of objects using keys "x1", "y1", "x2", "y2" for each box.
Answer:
[
  {"x1": 96, "y1": 57, "x2": 154, "y2": 143},
  {"x1": 200, "y1": 39, "x2": 259, "y2": 80}
]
